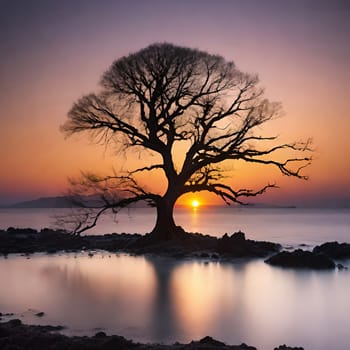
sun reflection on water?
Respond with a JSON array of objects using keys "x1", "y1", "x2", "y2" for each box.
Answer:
[
  {"x1": 170, "y1": 262, "x2": 243, "y2": 339},
  {"x1": 0, "y1": 254, "x2": 349, "y2": 349}
]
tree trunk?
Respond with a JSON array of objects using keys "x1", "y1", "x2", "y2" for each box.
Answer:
[{"x1": 149, "y1": 196, "x2": 186, "y2": 241}]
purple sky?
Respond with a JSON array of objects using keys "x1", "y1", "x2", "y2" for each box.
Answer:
[{"x1": 0, "y1": 0, "x2": 349, "y2": 206}]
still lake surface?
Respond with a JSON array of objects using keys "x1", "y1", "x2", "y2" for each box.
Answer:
[{"x1": 0, "y1": 207, "x2": 350, "y2": 350}]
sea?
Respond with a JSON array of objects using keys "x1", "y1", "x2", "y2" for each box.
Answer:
[{"x1": 0, "y1": 207, "x2": 349, "y2": 350}]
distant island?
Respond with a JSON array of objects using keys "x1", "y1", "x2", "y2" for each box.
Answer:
[
  {"x1": 2, "y1": 195, "x2": 349, "y2": 209},
  {"x1": 6, "y1": 196, "x2": 148, "y2": 209},
  {"x1": 4, "y1": 195, "x2": 296, "y2": 209},
  {"x1": 9, "y1": 196, "x2": 76, "y2": 208}
]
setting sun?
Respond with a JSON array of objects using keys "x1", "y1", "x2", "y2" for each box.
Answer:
[{"x1": 191, "y1": 199, "x2": 200, "y2": 208}]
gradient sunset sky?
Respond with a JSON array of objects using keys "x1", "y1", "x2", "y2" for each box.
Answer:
[{"x1": 0, "y1": 0, "x2": 349, "y2": 206}]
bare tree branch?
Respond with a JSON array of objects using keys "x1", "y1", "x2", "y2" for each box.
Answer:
[{"x1": 61, "y1": 43, "x2": 313, "y2": 236}]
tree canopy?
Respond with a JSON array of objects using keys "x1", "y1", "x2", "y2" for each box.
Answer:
[{"x1": 62, "y1": 43, "x2": 312, "y2": 237}]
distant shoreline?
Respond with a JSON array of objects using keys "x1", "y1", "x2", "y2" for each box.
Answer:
[{"x1": 0, "y1": 194, "x2": 349, "y2": 209}]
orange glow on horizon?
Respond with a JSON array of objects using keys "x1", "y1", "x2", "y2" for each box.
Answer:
[
  {"x1": 1, "y1": 2, "x2": 350, "y2": 207},
  {"x1": 176, "y1": 193, "x2": 226, "y2": 208},
  {"x1": 191, "y1": 199, "x2": 200, "y2": 209},
  {"x1": 176, "y1": 192, "x2": 225, "y2": 208}
]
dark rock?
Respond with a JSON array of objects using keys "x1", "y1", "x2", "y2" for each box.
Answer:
[
  {"x1": 0, "y1": 319, "x2": 259, "y2": 349},
  {"x1": 237, "y1": 344, "x2": 256, "y2": 350},
  {"x1": 218, "y1": 231, "x2": 280, "y2": 257},
  {"x1": 8, "y1": 319, "x2": 22, "y2": 327},
  {"x1": 313, "y1": 241, "x2": 350, "y2": 259},
  {"x1": 231, "y1": 231, "x2": 246, "y2": 243},
  {"x1": 0, "y1": 319, "x2": 308, "y2": 350},
  {"x1": 337, "y1": 263, "x2": 347, "y2": 270},
  {"x1": 265, "y1": 249, "x2": 336, "y2": 269},
  {"x1": 211, "y1": 253, "x2": 219, "y2": 259},
  {"x1": 200, "y1": 252, "x2": 210, "y2": 258},
  {"x1": 191, "y1": 336, "x2": 257, "y2": 349},
  {"x1": 1, "y1": 226, "x2": 280, "y2": 259},
  {"x1": 35, "y1": 312, "x2": 45, "y2": 317},
  {"x1": 94, "y1": 331, "x2": 107, "y2": 338},
  {"x1": 37, "y1": 324, "x2": 65, "y2": 332},
  {"x1": 198, "y1": 336, "x2": 226, "y2": 346},
  {"x1": 171, "y1": 251, "x2": 187, "y2": 258},
  {"x1": 0, "y1": 228, "x2": 141, "y2": 255},
  {"x1": 219, "y1": 232, "x2": 246, "y2": 254}
]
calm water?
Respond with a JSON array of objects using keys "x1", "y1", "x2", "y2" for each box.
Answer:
[
  {"x1": 0, "y1": 207, "x2": 349, "y2": 247},
  {"x1": 0, "y1": 208, "x2": 350, "y2": 349},
  {"x1": 0, "y1": 253, "x2": 349, "y2": 350}
]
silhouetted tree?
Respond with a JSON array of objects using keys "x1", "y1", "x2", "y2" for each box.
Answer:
[{"x1": 62, "y1": 43, "x2": 312, "y2": 238}]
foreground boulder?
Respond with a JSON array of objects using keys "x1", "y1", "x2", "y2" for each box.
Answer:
[
  {"x1": 265, "y1": 249, "x2": 336, "y2": 269},
  {"x1": 218, "y1": 231, "x2": 280, "y2": 257},
  {"x1": 313, "y1": 241, "x2": 350, "y2": 259}
]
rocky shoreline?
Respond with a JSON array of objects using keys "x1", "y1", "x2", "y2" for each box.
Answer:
[
  {"x1": 1, "y1": 227, "x2": 349, "y2": 269},
  {"x1": 0, "y1": 319, "x2": 303, "y2": 350},
  {"x1": 0, "y1": 227, "x2": 280, "y2": 259}
]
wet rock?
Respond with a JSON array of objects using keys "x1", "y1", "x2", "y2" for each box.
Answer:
[
  {"x1": 8, "y1": 319, "x2": 22, "y2": 327},
  {"x1": 313, "y1": 241, "x2": 350, "y2": 259},
  {"x1": 337, "y1": 263, "x2": 347, "y2": 270},
  {"x1": 0, "y1": 319, "x2": 259, "y2": 349},
  {"x1": 171, "y1": 251, "x2": 187, "y2": 258},
  {"x1": 0, "y1": 228, "x2": 140, "y2": 255},
  {"x1": 1, "y1": 227, "x2": 281, "y2": 259},
  {"x1": 190, "y1": 336, "x2": 256, "y2": 349},
  {"x1": 94, "y1": 331, "x2": 107, "y2": 338},
  {"x1": 199, "y1": 336, "x2": 222, "y2": 344},
  {"x1": 37, "y1": 324, "x2": 65, "y2": 332},
  {"x1": 265, "y1": 249, "x2": 336, "y2": 269},
  {"x1": 219, "y1": 232, "x2": 245, "y2": 254},
  {"x1": 230, "y1": 230, "x2": 246, "y2": 243},
  {"x1": 0, "y1": 319, "x2": 308, "y2": 350},
  {"x1": 198, "y1": 336, "x2": 226, "y2": 346},
  {"x1": 218, "y1": 231, "x2": 280, "y2": 258}
]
